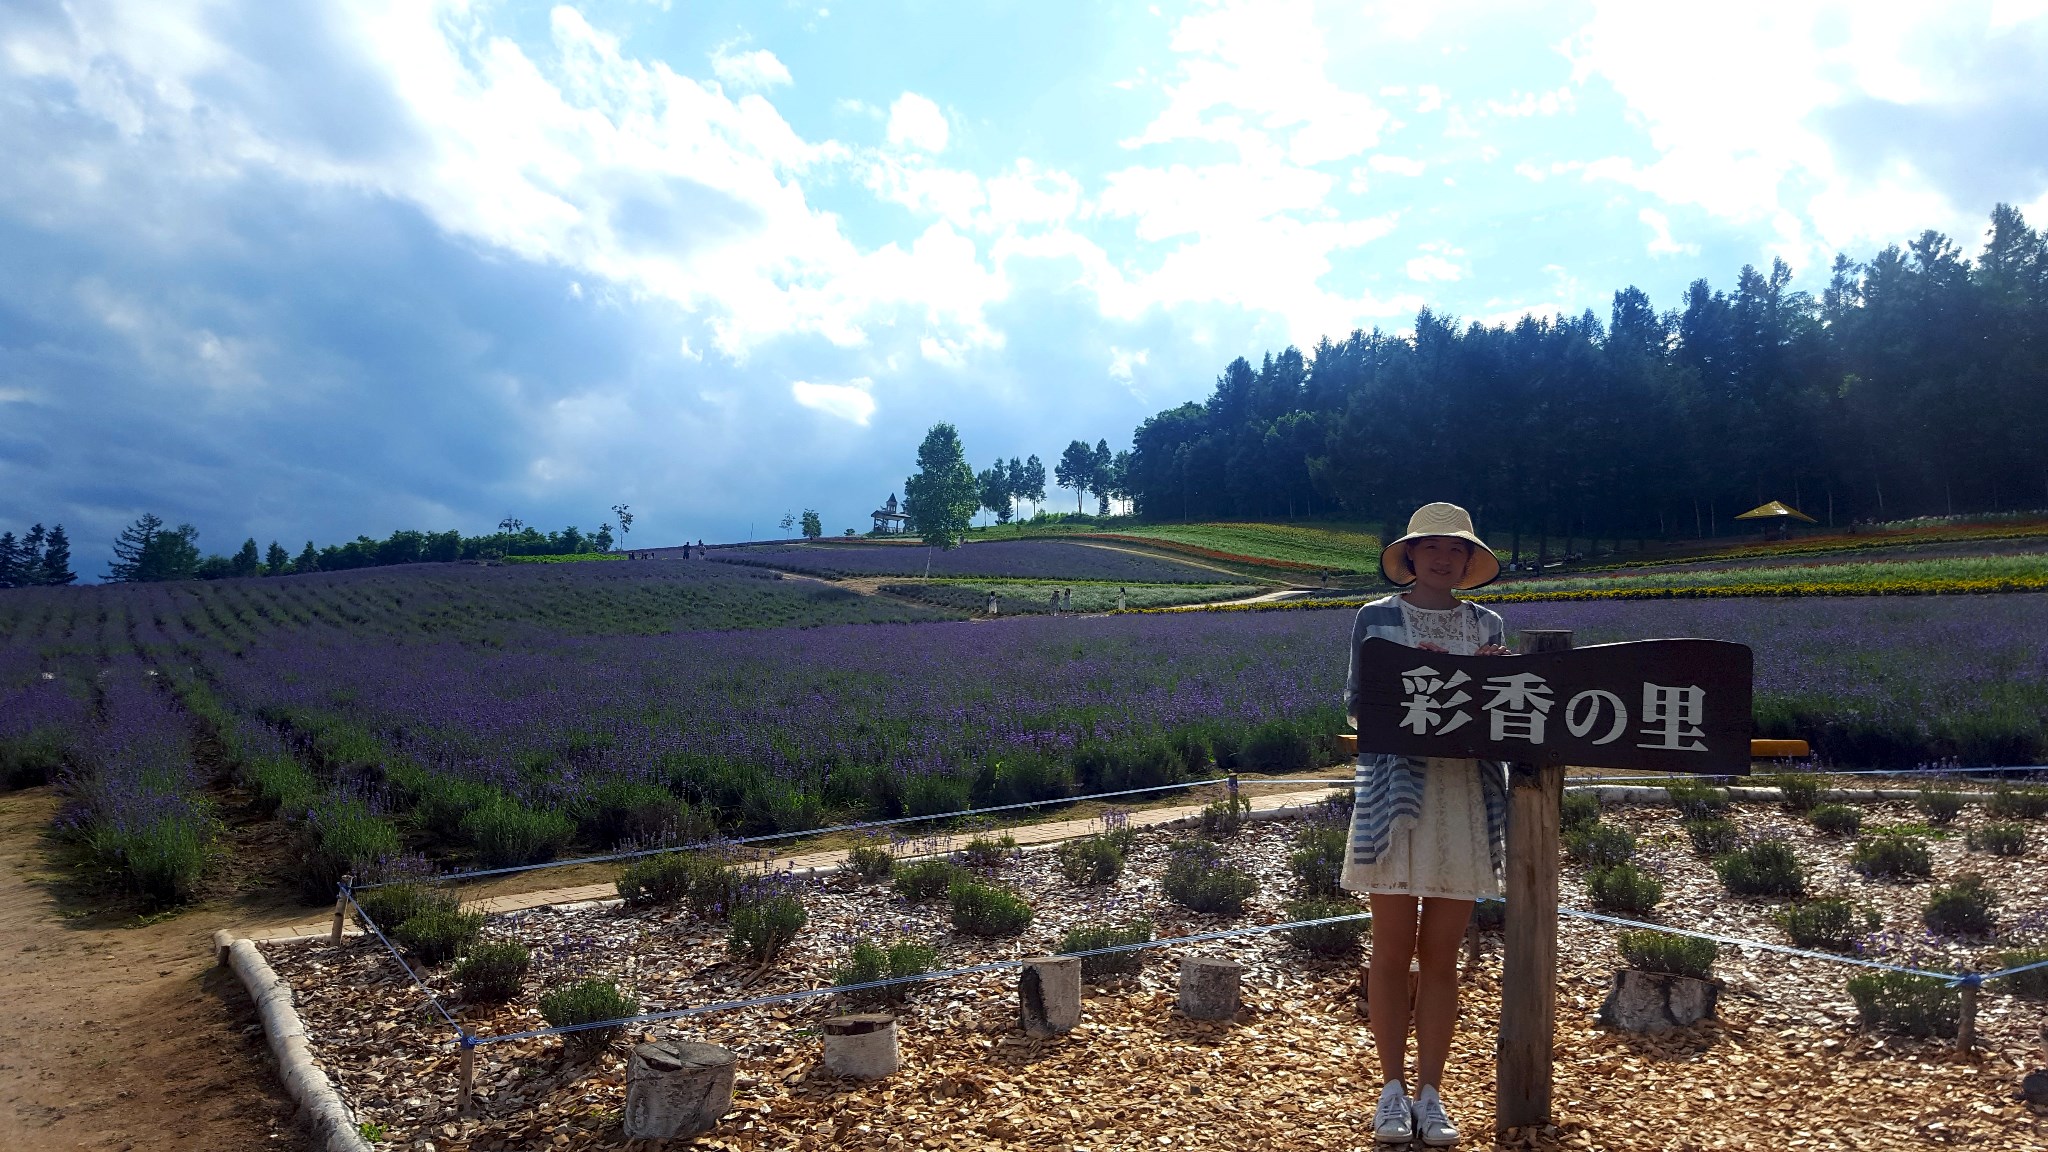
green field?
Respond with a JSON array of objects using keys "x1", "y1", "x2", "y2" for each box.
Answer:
[
  {"x1": 1486, "y1": 553, "x2": 2048, "y2": 601},
  {"x1": 977, "y1": 519, "x2": 1382, "y2": 574}
]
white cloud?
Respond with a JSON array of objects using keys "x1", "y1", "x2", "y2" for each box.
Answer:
[
  {"x1": 885, "y1": 92, "x2": 949, "y2": 153},
  {"x1": 1406, "y1": 253, "x2": 1464, "y2": 282},
  {"x1": 791, "y1": 378, "x2": 875, "y2": 424},
  {"x1": 1638, "y1": 206, "x2": 1697, "y2": 256},
  {"x1": 1368, "y1": 155, "x2": 1426, "y2": 177},
  {"x1": 710, "y1": 45, "x2": 792, "y2": 90},
  {"x1": 1485, "y1": 86, "x2": 1574, "y2": 119},
  {"x1": 1107, "y1": 346, "x2": 1149, "y2": 380}
]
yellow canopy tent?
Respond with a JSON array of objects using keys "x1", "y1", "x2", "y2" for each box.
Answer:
[{"x1": 1733, "y1": 499, "x2": 1818, "y2": 539}]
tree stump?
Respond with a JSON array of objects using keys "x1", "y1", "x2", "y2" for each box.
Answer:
[
  {"x1": 1597, "y1": 970, "x2": 1719, "y2": 1032},
  {"x1": 822, "y1": 1014, "x2": 900, "y2": 1079},
  {"x1": 623, "y1": 1041, "x2": 736, "y2": 1140},
  {"x1": 1019, "y1": 955, "x2": 1082, "y2": 1038},
  {"x1": 1177, "y1": 956, "x2": 1243, "y2": 1021}
]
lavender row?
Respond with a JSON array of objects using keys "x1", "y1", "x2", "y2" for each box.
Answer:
[{"x1": 710, "y1": 539, "x2": 1224, "y2": 583}]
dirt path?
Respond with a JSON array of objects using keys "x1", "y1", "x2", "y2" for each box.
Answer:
[{"x1": 0, "y1": 789, "x2": 310, "y2": 1152}]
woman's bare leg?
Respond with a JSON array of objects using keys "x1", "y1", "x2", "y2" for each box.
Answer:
[
  {"x1": 1412, "y1": 897, "x2": 1475, "y2": 1090},
  {"x1": 1366, "y1": 893, "x2": 1419, "y2": 1083}
]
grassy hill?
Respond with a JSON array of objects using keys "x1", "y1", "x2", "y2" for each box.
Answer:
[{"x1": 972, "y1": 519, "x2": 1383, "y2": 574}]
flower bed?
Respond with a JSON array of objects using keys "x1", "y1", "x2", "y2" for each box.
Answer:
[{"x1": 710, "y1": 540, "x2": 1223, "y2": 583}]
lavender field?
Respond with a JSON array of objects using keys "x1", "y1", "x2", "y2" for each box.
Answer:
[
  {"x1": 709, "y1": 539, "x2": 1227, "y2": 582},
  {"x1": 2, "y1": 559, "x2": 2043, "y2": 909}
]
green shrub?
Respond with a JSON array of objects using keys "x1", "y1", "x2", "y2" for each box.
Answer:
[
  {"x1": 1849, "y1": 833, "x2": 1933, "y2": 880},
  {"x1": 452, "y1": 940, "x2": 530, "y2": 1002},
  {"x1": 1587, "y1": 863, "x2": 1663, "y2": 916},
  {"x1": 0, "y1": 730, "x2": 66, "y2": 789},
  {"x1": 1238, "y1": 719, "x2": 1314, "y2": 773},
  {"x1": 1994, "y1": 948, "x2": 2048, "y2": 1000},
  {"x1": 354, "y1": 881, "x2": 457, "y2": 931},
  {"x1": 242, "y1": 752, "x2": 319, "y2": 816},
  {"x1": 727, "y1": 893, "x2": 808, "y2": 965},
  {"x1": 118, "y1": 814, "x2": 216, "y2": 908},
  {"x1": 1560, "y1": 790, "x2": 1601, "y2": 832},
  {"x1": 1666, "y1": 780, "x2": 1729, "y2": 821},
  {"x1": 831, "y1": 937, "x2": 937, "y2": 1005},
  {"x1": 1765, "y1": 772, "x2": 1823, "y2": 813},
  {"x1": 615, "y1": 851, "x2": 747, "y2": 914},
  {"x1": 1775, "y1": 897, "x2": 1879, "y2": 951},
  {"x1": 1282, "y1": 897, "x2": 1369, "y2": 957},
  {"x1": 1287, "y1": 823, "x2": 1347, "y2": 897},
  {"x1": 1198, "y1": 793, "x2": 1251, "y2": 838},
  {"x1": 414, "y1": 777, "x2": 500, "y2": 842},
  {"x1": 539, "y1": 978, "x2": 640, "y2": 1060},
  {"x1": 902, "y1": 773, "x2": 972, "y2": 818},
  {"x1": 460, "y1": 799, "x2": 574, "y2": 867},
  {"x1": 294, "y1": 796, "x2": 402, "y2": 903},
  {"x1": 1986, "y1": 786, "x2": 2048, "y2": 820},
  {"x1": 1055, "y1": 835, "x2": 1125, "y2": 885},
  {"x1": 1563, "y1": 822, "x2": 1636, "y2": 868},
  {"x1": 892, "y1": 859, "x2": 960, "y2": 902},
  {"x1": 1845, "y1": 971, "x2": 1959, "y2": 1038},
  {"x1": 959, "y1": 833, "x2": 1019, "y2": 869},
  {"x1": 1056, "y1": 920, "x2": 1155, "y2": 980},
  {"x1": 1966, "y1": 822, "x2": 2027, "y2": 856},
  {"x1": 847, "y1": 839, "x2": 896, "y2": 880},
  {"x1": 947, "y1": 877, "x2": 1033, "y2": 937},
  {"x1": 1916, "y1": 789, "x2": 1964, "y2": 826},
  {"x1": 1616, "y1": 929, "x2": 1715, "y2": 979},
  {"x1": 1161, "y1": 840, "x2": 1258, "y2": 916},
  {"x1": 1922, "y1": 873, "x2": 1996, "y2": 936},
  {"x1": 391, "y1": 906, "x2": 484, "y2": 966},
  {"x1": 1807, "y1": 803, "x2": 1862, "y2": 837},
  {"x1": 1715, "y1": 840, "x2": 1804, "y2": 897},
  {"x1": 1683, "y1": 818, "x2": 1739, "y2": 857}
]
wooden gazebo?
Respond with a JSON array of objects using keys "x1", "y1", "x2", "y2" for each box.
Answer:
[
  {"x1": 1733, "y1": 499, "x2": 1817, "y2": 540},
  {"x1": 871, "y1": 494, "x2": 909, "y2": 535}
]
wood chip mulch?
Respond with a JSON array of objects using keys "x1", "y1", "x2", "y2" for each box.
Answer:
[{"x1": 263, "y1": 802, "x2": 2048, "y2": 1151}]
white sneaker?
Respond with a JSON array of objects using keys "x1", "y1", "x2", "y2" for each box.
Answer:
[
  {"x1": 1373, "y1": 1079, "x2": 1414, "y2": 1144},
  {"x1": 1415, "y1": 1084, "x2": 1459, "y2": 1147}
]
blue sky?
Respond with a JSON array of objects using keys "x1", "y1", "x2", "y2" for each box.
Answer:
[{"x1": 4, "y1": 0, "x2": 2047, "y2": 571}]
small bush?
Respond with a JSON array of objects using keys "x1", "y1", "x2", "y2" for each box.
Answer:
[
  {"x1": 1666, "y1": 780, "x2": 1729, "y2": 821},
  {"x1": 1563, "y1": 822, "x2": 1636, "y2": 868},
  {"x1": 1587, "y1": 863, "x2": 1663, "y2": 916},
  {"x1": 847, "y1": 840, "x2": 896, "y2": 880},
  {"x1": 1986, "y1": 786, "x2": 2048, "y2": 820},
  {"x1": 1616, "y1": 929, "x2": 1715, "y2": 979},
  {"x1": 1057, "y1": 920, "x2": 1156, "y2": 980},
  {"x1": 1683, "y1": 818, "x2": 1739, "y2": 857},
  {"x1": 294, "y1": 797, "x2": 402, "y2": 903},
  {"x1": 959, "y1": 833, "x2": 1019, "y2": 869},
  {"x1": 460, "y1": 799, "x2": 574, "y2": 867},
  {"x1": 1161, "y1": 840, "x2": 1258, "y2": 916},
  {"x1": 391, "y1": 906, "x2": 484, "y2": 966},
  {"x1": 1765, "y1": 772, "x2": 1823, "y2": 813},
  {"x1": 727, "y1": 893, "x2": 808, "y2": 965},
  {"x1": 1849, "y1": 833, "x2": 1933, "y2": 880},
  {"x1": 1807, "y1": 803, "x2": 1863, "y2": 837},
  {"x1": 1967, "y1": 822, "x2": 2026, "y2": 855},
  {"x1": 1922, "y1": 873, "x2": 1997, "y2": 936},
  {"x1": 1916, "y1": 789, "x2": 1964, "y2": 826},
  {"x1": 1199, "y1": 793, "x2": 1251, "y2": 838},
  {"x1": 947, "y1": 877, "x2": 1034, "y2": 937},
  {"x1": 1845, "y1": 971, "x2": 1959, "y2": 1038},
  {"x1": 354, "y1": 881, "x2": 457, "y2": 932},
  {"x1": 1287, "y1": 823, "x2": 1347, "y2": 897},
  {"x1": 616, "y1": 852, "x2": 695, "y2": 907},
  {"x1": 1282, "y1": 897, "x2": 1368, "y2": 957},
  {"x1": 539, "y1": 978, "x2": 639, "y2": 1059},
  {"x1": 1994, "y1": 948, "x2": 2048, "y2": 1000},
  {"x1": 892, "y1": 859, "x2": 960, "y2": 902},
  {"x1": 1775, "y1": 897, "x2": 1879, "y2": 950},
  {"x1": 902, "y1": 772, "x2": 972, "y2": 818},
  {"x1": 1560, "y1": 790, "x2": 1601, "y2": 831},
  {"x1": 831, "y1": 937, "x2": 937, "y2": 1005},
  {"x1": 1055, "y1": 835, "x2": 1125, "y2": 885},
  {"x1": 1715, "y1": 839, "x2": 1804, "y2": 897},
  {"x1": 452, "y1": 940, "x2": 530, "y2": 1002},
  {"x1": 1472, "y1": 899, "x2": 1505, "y2": 932}
]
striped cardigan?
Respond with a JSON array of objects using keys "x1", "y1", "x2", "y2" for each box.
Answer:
[{"x1": 1343, "y1": 594, "x2": 1510, "y2": 879}]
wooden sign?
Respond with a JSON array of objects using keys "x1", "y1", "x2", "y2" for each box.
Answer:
[{"x1": 1351, "y1": 636, "x2": 1753, "y2": 776}]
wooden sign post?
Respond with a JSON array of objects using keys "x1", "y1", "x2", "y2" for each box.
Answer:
[{"x1": 1348, "y1": 631, "x2": 1754, "y2": 1138}]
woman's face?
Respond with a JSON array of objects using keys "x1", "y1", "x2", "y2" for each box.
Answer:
[{"x1": 1408, "y1": 536, "x2": 1471, "y2": 592}]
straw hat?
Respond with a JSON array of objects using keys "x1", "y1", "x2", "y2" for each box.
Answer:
[{"x1": 1380, "y1": 502, "x2": 1501, "y2": 590}]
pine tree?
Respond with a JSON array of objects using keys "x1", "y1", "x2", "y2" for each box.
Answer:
[
  {"x1": 21, "y1": 524, "x2": 46, "y2": 580},
  {"x1": 0, "y1": 532, "x2": 18, "y2": 589},
  {"x1": 107, "y1": 514, "x2": 166, "y2": 582},
  {"x1": 293, "y1": 541, "x2": 319, "y2": 574},
  {"x1": 232, "y1": 538, "x2": 262, "y2": 578},
  {"x1": 39, "y1": 524, "x2": 75, "y2": 586},
  {"x1": 902, "y1": 423, "x2": 979, "y2": 549},
  {"x1": 264, "y1": 541, "x2": 290, "y2": 576}
]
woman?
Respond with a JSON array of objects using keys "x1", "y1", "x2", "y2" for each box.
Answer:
[{"x1": 1344, "y1": 502, "x2": 1510, "y2": 1147}]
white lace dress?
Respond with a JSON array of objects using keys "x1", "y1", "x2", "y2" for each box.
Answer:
[{"x1": 1338, "y1": 599, "x2": 1502, "y2": 903}]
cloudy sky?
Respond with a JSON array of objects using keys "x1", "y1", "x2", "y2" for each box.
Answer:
[{"x1": 4, "y1": 0, "x2": 2047, "y2": 571}]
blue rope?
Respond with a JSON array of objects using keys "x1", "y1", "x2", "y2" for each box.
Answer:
[
  {"x1": 340, "y1": 884, "x2": 467, "y2": 1040},
  {"x1": 1979, "y1": 954, "x2": 2048, "y2": 984}
]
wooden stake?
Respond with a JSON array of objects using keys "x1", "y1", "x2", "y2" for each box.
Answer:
[
  {"x1": 1497, "y1": 629, "x2": 1571, "y2": 1139},
  {"x1": 1957, "y1": 978, "x2": 1980, "y2": 1056},
  {"x1": 330, "y1": 873, "x2": 353, "y2": 946},
  {"x1": 458, "y1": 1038, "x2": 476, "y2": 1116}
]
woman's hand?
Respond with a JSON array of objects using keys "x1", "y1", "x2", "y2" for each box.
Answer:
[
  {"x1": 1476, "y1": 643, "x2": 1511, "y2": 656},
  {"x1": 1416, "y1": 641, "x2": 1449, "y2": 653}
]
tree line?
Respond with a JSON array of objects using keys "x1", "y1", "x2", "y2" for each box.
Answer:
[
  {"x1": 0, "y1": 523, "x2": 76, "y2": 588},
  {"x1": 1118, "y1": 204, "x2": 2048, "y2": 560}
]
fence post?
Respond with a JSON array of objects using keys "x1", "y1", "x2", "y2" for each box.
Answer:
[
  {"x1": 1957, "y1": 975, "x2": 1980, "y2": 1055},
  {"x1": 458, "y1": 1034, "x2": 477, "y2": 1115},
  {"x1": 1227, "y1": 772, "x2": 1240, "y2": 809},
  {"x1": 330, "y1": 874, "x2": 353, "y2": 946},
  {"x1": 1497, "y1": 629, "x2": 1571, "y2": 1139}
]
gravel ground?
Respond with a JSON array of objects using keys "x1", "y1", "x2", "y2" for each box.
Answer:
[{"x1": 264, "y1": 800, "x2": 2048, "y2": 1151}]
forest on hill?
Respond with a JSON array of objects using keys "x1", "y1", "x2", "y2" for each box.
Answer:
[{"x1": 1124, "y1": 205, "x2": 2048, "y2": 559}]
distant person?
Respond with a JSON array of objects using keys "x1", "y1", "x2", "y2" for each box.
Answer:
[
  {"x1": 681, "y1": 543, "x2": 691, "y2": 559},
  {"x1": 1116, "y1": 587, "x2": 1126, "y2": 611},
  {"x1": 1063, "y1": 587, "x2": 1073, "y2": 611},
  {"x1": 1048, "y1": 589, "x2": 1060, "y2": 616},
  {"x1": 987, "y1": 591, "x2": 999, "y2": 617}
]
